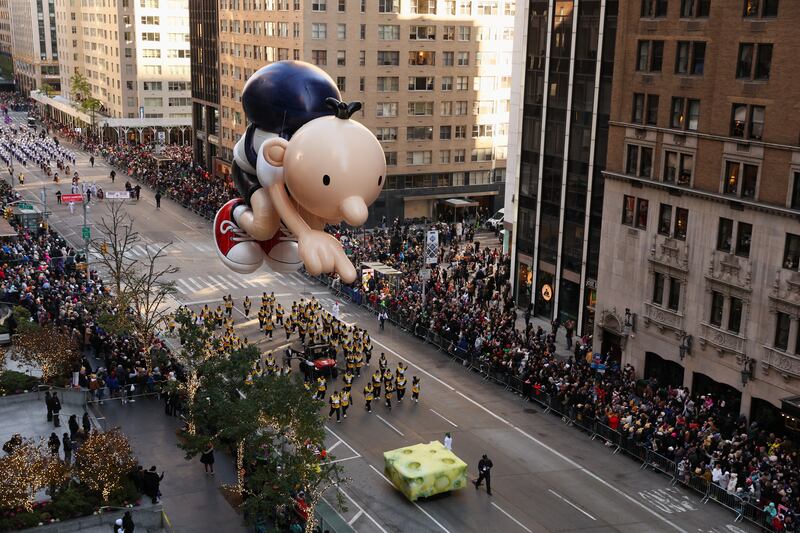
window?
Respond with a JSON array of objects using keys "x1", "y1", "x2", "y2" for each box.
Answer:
[
  {"x1": 441, "y1": 101, "x2": 453, "y2": 115},
  {"x1": 408, "y1": 77, "x2": 434, "y2": 91},
  {"x1": 646, "y1": 95, "x2": 659, "y2": 125},
  {"x1": 458, "y1": 26, "x2": 471, "y2": 41},
  {"x1": 141, "y1": 32, "x2": 160, "y2": 41},
  {"x1": 338, "y1": 0, "x2": 345, "y2": 11},
  {"x1": 376, "y1": 127, "x2": 397, "y2": 141},
  {"x1": 680, "y1": 0, "x2": 710, "y2": 17},
  {"x1": 311, "y1": 50, "x2": 327, "y2": 65},
  {"x1": 775, "y1": 312, "x2": 791, "y2": 351},
  {"x1": 439, "y1": 150, "x2": 450, "y2": 164},
  {"x1": 441, "y1": 77, "x2": 453, "y2": 91},
  {"x1": 407, "y1": 126, "x2": 433, "y2": 140},
  {"x1": 360, "y1": 51, "x2": 366, "y2": 66},
  {"x1": 626, "y1": 145, "x2": 653, "y2": 178},
  {"x1": 142, "y1": 49, "x2": 161, "y2": 58},
  {"x1": 636, "y1": 40, "x2": 664, "y2": 72},
  {"x1": 622, "y1": 195, "x2": 636, "y2": 226},
  {"x1": 311, "y1": 23, "x2": 327, "y2": 39},
  {"x1": 409, "y1": 51, "x2": 435, "y2": 66},
  {"x1": 376, "y1": 102, "x2": 398, "y2": 117},
  {"x1": 670, "y1": 98, "x2": 700, "y2": 131},
  {"x1": 455, "y1": 76, "x2": 468, "y2": 90},
  {"x1": 439, "y1": 126, "x2": 451, "y2": 140},
  {"x1": 168, "y1": 97, "x2": 191, "y2": 107},
  {"x1": 144, "y1": 97, "x2": 162, "y2": 107},
  {"x1": 663, "y1": 151, "x2": 693, "y2": 185},
  {"x1": 737, "y1": 43, "x2": 772, "y2": 80},
  {"x1": 668, "y1": 278, "x2": 681, "y2": 311},
  {"x1": 723, "y1": 160, "x2": 758, "y2": 198},
  {"x1": 406, "y1": 151, "x2": 432, "y2": 165},
  {"x1": 784, "y1": 234, "x2": 800, "y2": 270},
  {"x1": 456, "y1": 52, "x2": 469, "y2": 66},
  {"x1": 641, "y1": 0, "x2": 668, "y2": 17},
  {"x1": 453, "y1": 149, "x2": 466, "y2": 163},
  {"x1": 675, "y1": 41, "x2": 706, "y2": 75},
  {"x1": 336, "y1": 77, "x2": 346, "y2": 91},
  {"x1": 337, "y1": 50, "x2": 346, "y2": 66},
  {"x1": 632, "y1": 93, "x2": 644, "y2": 124},
  {"x1": 411, "y1": 0, "x2": 436, "y2": 13},
  {"x1": 743, "y1": 0, "x2": 778, "y2": 18},
  {"x1": 442, "y1": 26, "x2": 455, "y2": 41},
  {"x1": 717, "y1": 218, "x2": 734, "y2": 252},
  {"x1": 360, "y1": 24, "x2": 366, "y2": 40},
  {"x1": 378, "y1": 51, "x2": 399, "y2": 66},
  {"x1": 311, "y1": 0, "x2": 326, "y2": 10},
  {"x1": 141, "y1": 15, "x2": 160, "y2": 24},
  {"x1": 454, "y1": 101, "x2": 468, "y2": 115},
  {"x1": 728, "y1": 297, "x2": 743, "y2": 334},
  {"x1": 378, "y1": 25, "x2": 400, "y2": 40},
  {"x1": 378, "y1": 0, "x2": 398, "y2": 12},
  {"x1": 337, "y1": 24, "x2": 346, "y2": 40},
  {"x1": 735, "y1": 222, "x2": 752, "y2": 257},
  {"x1": 360, "y1": 77, "x2": 365, "y2": 91},
  {"x1": 377, "y1": 77, "x2": 399, "y2": 92},
  {"x1": 407, "y1": 101, "x2": 433, "y2": 116},
  {"x1": 658, "y1": 203, "x2": 672, "y2": 236},
  {"x1": 730, "y1": 104, "x2": 765, "y2": 140},
  {"x1": 652, "y1": 272, "x2": 665, "y2": 305},
  {"x1": 471, "y1": 148, "x2": 493, "y2": 162},
  {"x1": 143, "y1": 81, "x2": 162, "y2": 90},
  {"x1": 443, "y1": 52, "x2": 454, "y2": 66},
  {"x1": 792, "y1": 172, "x2": 800, "y2": 210},
  {"x1": 385, "y1": 152, "x2": 397, "y2": 166},
  {"x1": 710, "y1": 291, "x2": 724, "y2": 327},
  {"x1": 674, "y1": 208, "x2": 688, "y2": 240},
  {"x1": 636, "y1": 199, "x2": 649, "y2": 229},
  {"x1": 410, "y1": 26, "x2": 435, "y2": 40},
  {"x1": 472, "y1": 124, "x2": 494, "y2": 138},
  {"x1": 454, "y1": 125, "x2": 466, "y2": 139}
]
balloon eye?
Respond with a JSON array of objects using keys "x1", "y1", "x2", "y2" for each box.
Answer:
[
  {"x1": 323, "y1": 174, "x2": 331, "y2": 186},
  {"x1": 378, "y1": 175, "x2": 383, "y2": 186}
]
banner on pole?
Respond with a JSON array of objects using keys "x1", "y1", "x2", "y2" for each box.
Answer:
[
  {"x1": 105, "y1": 191, "x2": 131, "y2": 200},
  {"x1": 425, "y1": 230, "x2": 438, "y2": 265}
]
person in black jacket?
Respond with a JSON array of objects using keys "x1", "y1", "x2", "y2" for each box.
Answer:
[
  {"x1": 144, "y1": 466, "x2": 164, "y2": 503},
  {"x1": 68, "y1": 414, "x2": 79, "y2": 440},
  {"x1": 51, "y1": 394, "x2": 61, "y2": 427},
  {"x1": 122, "y1": 511, "x2": 135, "y2": 533},
  {"x1": 45, "y1": 390, "x2": 53, "y2": 421},
  {"x1": 474, "y1": 454, "x2": 493, "y2": 495}
]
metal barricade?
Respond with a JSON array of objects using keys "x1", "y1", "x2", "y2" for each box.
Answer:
[
  {"x1": 702, "y1": 483, "x2": 745, "y2": 522},
  {"x1": 643, "y1": 449, "x2": 677, "y2": 482},
  {"x1": 572, "y1": 412, "x2": 595, "y2": 437},
  {"x1": 591, "y1": 422, "x2": 621, "y2": 453}
]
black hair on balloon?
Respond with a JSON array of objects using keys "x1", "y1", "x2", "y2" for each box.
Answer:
[{"x1": 325, "y1": 97, "x2": 362, "y2": 119}]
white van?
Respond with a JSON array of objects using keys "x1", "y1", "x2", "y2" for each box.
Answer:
[{"x1": 486, "y1": 208, "x2": 505, "y2": 229}]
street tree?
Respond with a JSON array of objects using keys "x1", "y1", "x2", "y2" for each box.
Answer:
[
  {"x1": 69, "y1": 72, "x2": 90, "y2": 101},
  {"x1": 90, "y1": 201, "x2": 141, "y2": 298},
  {"x1": 12, "y1": 324, "x2": 80, "y2": 383},
  {"x1": 0, "y1": 438, "x2": 68, "y2": 512},
  {"x1": 74, "y1": 429, "x2": 137, "y2": 501}
]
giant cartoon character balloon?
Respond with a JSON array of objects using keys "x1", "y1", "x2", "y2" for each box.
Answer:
[{"x1": 213, "y1": 61, "x2": 386, "y2": 284}]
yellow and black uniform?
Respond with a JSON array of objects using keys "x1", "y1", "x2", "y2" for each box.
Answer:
[
  {"x1": 342, "y1": 371, "x2": 353, "y2": 392},
  {"x1": 215, "y1": 306, "x2": 224, "y2": 327},
  {"x1": 396, "y1": 375, "x2": 407, "y2": 402},
  {"x1": 257, "y1": 308, "x2": 265, "y2": 329},
  {"x1": 168, "y1": 316, "x2": 176, "y2": 333},
  {"x1": 384, "y1": 381, "x2": 394, "y2": 410},
  {"x1": 284, "y1": 318, "x2": 292, "y2": 339},
  {"x1": 315, "y1": 377, "x2": 327, "y2": 400},
  {"x1": 411, "y1": 376, "x2": 421, "y2": 402},
  {"x1": 363, "y1": 382, "x2": 374, "y2": 412},
  {"x1": 346, "y1": 354, "x2": 355, "y2": 374},
  {"x1": 275, "y1": 304, "x2": 284, "y2": 325},
  {"x1": 243, "y1": 296, "x2": 251, "y2": 317},
  {"x1": 225, "y1": 295, "x2": 233, "y2": 317},
  {"x1": 328, "y1": 392, "x2": 341, "y2": 422},
  {"x1": 372, "y1": 370, "x2": 382, "y2": 397},
  {"x1": 396, "y1": 362, "x2": 407, "y2": 380},
  {"x1": 263, "y1": 315, "x2": 274, "y2": 338},
  {"x1": 340, "y1": 390, "x2": 351, "y2": 418},
  {"x1": 354, "y1": 353, "x2": 364, "y2": 377},
  {"x1": 378, "y1": 353, "x2": 388, "y2": 371}
]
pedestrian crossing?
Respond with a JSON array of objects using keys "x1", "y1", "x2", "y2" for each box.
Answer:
[{"x1": 166, "y1": 270, "x2": 311, "y2": 296}]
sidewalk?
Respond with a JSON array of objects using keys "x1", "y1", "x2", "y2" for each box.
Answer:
[{"x1": 95, "y1": 399, "x2": 248, "y2": 533}]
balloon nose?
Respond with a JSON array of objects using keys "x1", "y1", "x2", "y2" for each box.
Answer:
[{"x1": 340, "y1": 196, "x2": 368, "y2": 226}]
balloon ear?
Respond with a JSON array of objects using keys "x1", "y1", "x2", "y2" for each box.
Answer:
[{"x1": 261, "y1": 137, "x2": 289, "y2": 167}]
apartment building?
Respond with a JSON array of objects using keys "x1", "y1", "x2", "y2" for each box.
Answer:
[
  {"x1": 505, "y1": 0, "x2": 618, "y2": 334},
  {"x1": 190, "y1": 0, "x2": 220, "y2": 171},
  {"x1": 208, "y1": 0, "x2": 514, "y2": 222},
  {"x1": 10, "y1": 0, "x2": 59, "y2": 93},
  {"x1": 595, "y1": 0, "x2": 800, "y2": 421},
  {"x1": 44, "y1": 0, "x2": 191, "y2": 142},
  {"x1": 0, "y1": 0, "x2": 13, "y2": 63}
]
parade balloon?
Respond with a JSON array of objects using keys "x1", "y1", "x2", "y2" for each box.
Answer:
[{"x1": 213, "y1": 61, "x2": 385, "y2": 284}]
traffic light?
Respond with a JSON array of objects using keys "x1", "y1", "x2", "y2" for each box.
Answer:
[
  {"x1": 3, "y1": 207, "x2": 12, "y2": 219},
  {"x1": 100, "y1": 242, "x2": 108, "y2": 255}
]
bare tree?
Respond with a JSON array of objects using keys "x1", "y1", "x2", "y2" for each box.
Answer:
[{"x1": 90, "y1": 201, "x2": 140, "y2": 297}]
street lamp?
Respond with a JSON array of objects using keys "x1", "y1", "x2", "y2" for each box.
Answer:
[
  {"x1": 679, "y1": 333, "x2": 693, "y2": 360},
  {"x1": 623, "y1": 308, "x2": 636, "y2": 336},
  {"x1": 741, "y1": 355, "x2": 754, "y2": 386}
]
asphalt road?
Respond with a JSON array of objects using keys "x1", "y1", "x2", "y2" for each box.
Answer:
[{"x1": 8, "y1": 112, "x2": 756, "y2": 533}]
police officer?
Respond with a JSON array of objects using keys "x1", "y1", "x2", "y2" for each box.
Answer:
[{"x1": 474, "y1": 454, "x2": 493, "y2": 495}]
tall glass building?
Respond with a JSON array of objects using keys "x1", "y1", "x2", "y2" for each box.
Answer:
[{"x1": 506, "y1": 0, "x2": 617, "y2": 334}]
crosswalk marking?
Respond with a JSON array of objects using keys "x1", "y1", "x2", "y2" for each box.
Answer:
[
  {"x1": 225, "y1": 274, "x2": 250, "y2": 289},
  {"x1": 175, "y1": 279, "x2": 195, "y2": 293},
  {"x1": 208, "y1": 274, "x2": 235, "y2": 291},
  {"x1": 186, "y1": 277, "x2": 205, "y2": 290}
]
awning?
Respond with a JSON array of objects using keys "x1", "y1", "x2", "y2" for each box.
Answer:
[
  {"x1": 441, "y1": 198, "x2": 480, "y2": 208},
  {"x1": 0, "y1": 218, "x2": 17, "y2": 237},
  {"x1": 361, "y1": 262, "x2": 403, "y2": 276}
]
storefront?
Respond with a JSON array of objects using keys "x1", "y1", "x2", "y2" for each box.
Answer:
[
  {"x1": 644, "y1": 351, "x2": 685, "y2": 389},
  {"x1": 692, "y1": 372, "x2": 742, "y2": 415},
  {"x1": 515, "y1": 253, "x2": 533, "y2": 307}
]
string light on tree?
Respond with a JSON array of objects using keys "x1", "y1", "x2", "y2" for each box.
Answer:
[{"x1": 74, "y1": 429, "x2": 136, "y2": 501}]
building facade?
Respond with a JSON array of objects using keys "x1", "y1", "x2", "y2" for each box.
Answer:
[
  {"x1": 506, "y1": 0, "x2": 618, "y2": 333},
  {"x1": 207, "y1": 0, "x2": 513, "y2": 222},
  {"x1": 190, "y1": 0, "x2": 220, "y2": 171},
  {"x1": 0, "y1": 0, "x2": 13, "y2": 64},
  {"x1": 51, "y1": 0, "x2": 191, "y2": 141},
  {"x1": 595, "y1": 0, "x2": 800, "y2": 420},
  {"x1": 11, "y1": 0, "x2": 59, "y2": 93}
]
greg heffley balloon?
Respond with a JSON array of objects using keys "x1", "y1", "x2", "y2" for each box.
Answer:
[{"x1": 213, "y1": 60, "x2": 386, "y2": 284}]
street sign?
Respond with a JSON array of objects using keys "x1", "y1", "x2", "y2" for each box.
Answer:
[
  {"x1": 425, "y1": 230, "x2": 439, "y2": 265},
  {"x1": 82, "y1": 226, "x2": 90, "y2": 240},
  {"x1": 61, "y1": 193, "x2": 84, "y2": 203},
  {"x1": 157, "y1": 131, "x2": 166, "y2": 144},
  {"x1": 104, "y1": 190, "x2": 131, "y2": 200},
  {"x1": 419, "y1": 268, "x2": 431, "y2": 280},
  {"x1": 16, "y1": 202, "x2": 32, "y2": 210}
]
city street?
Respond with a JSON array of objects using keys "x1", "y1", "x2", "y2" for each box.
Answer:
[{"x1": 10, "y1": 112, "x2": 756, "y2": 533}]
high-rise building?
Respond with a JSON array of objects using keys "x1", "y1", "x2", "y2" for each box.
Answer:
[
  {"x1": 203, "y1": 0, "x2": 514, "y2": 221},
  {"x1": 0, "y1": 0, "x2": 13, "y2": 64},
  {"x1": 505, "y1": 1, "x2": 618, "y2": 333},
  {"x1": 190, "y1": 0, "x2": 221, "y2": 172},
  {"x1": 594, "y1": 0, "x2": 800, "y2": 419},
  {"x1": 10, "y1": 0, "x2": 59, "y2": 93}
]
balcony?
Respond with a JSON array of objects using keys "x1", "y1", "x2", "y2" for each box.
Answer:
[
  {"x1": 648, "y1": 234, "x2": 689, "y2": 272},
  {"x1": 705, "y1": 250, "x2": 752, "y2": 293},
  {"x1": 762, "y1": 346, "x2": 800, "y2": 380},
  {"x1": 698, "y1": 322, "x2": 746, "y2": 357},
  {"x1": 769, "y1": 269, "x2": 800, "y2": 311},
  {"x1": 643, "y1": 301, "x2": 684, "y2": 335}
]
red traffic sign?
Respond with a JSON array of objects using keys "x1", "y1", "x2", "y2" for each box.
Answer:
[{"x1": 61, "y1": 194, "x2": 84, "y2": 203}]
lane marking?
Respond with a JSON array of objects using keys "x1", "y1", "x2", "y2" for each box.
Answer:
[
  {"x1": 186, "y1": 277, "x2": 205, "y2": 290},
  {"x1": 429, "y1": 408, "x2": 458, "y2": 428},
  {"x1": 372, "y1": 339, "x2": 455, "y2": 391},
  {"x1": 490, "y1": 502, "x2": 534, "y2": 533},
  {"x1": 547, "y1": 490, "x2": 596, "y2": 521},
  {"x1": 327, "y1": 456, "x2": 361, "y2": 465},
  {"x1": 175, "y1": 279, "x2": 195, "y2": 293},
  {"x1": 347, "y1": 510, "x2": 364, "y2": 526},
  {"x1": 368, "y1": 464, "x2": 450, "y2": 533},
  {"x1": 329, "y1": 484, "x2": 390, "y2": 533},
  {"x1": 173, "y1": 284, "x2": 187, "y2": 295},
  {"x1": 207, "y1": 274, "x2": 233, "y2": 291},
  {"x1": 327, "y1": 440, "x2": 342, "y2": 452},
  {"x1": 375, "y1": 414, "x2": 404, "y2": 436},
  {"x1": 323, "y1": 426, "x2": 361, "y2": 458},
  {"x1": 226, "y1": 274, "x2": 250, "y2": 289}
]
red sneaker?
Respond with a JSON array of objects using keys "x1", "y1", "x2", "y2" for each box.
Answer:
[
  {"x1": 260, "y1": 223, "x2": 302, "y2": 272},
  {"x1": 214, "y1": 199, "x2": 264, "y2": 274}
]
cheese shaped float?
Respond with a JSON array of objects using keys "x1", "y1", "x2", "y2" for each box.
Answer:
[{"x1": 383, "y1": 441, "x2": 468, "y2": 501}]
